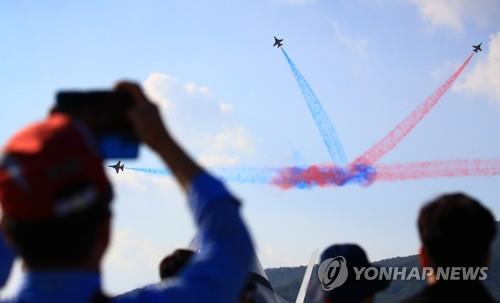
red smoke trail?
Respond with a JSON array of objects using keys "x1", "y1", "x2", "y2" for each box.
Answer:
[
  {"x1": 272, "y1": 165, "x2": 341, "y2": 189},
  {"x1": 374, "y1": 159, "x2": 500, "y2": 182},
  {"x1": 354, "y1": 53, "x2": 474, "y2": 166},
  {"x1": 272, "y1": 163, "x2": 376, "y2": 189},
  {"x1": 131, "y1": 159, "x2": 500, "y2": 189},
  {"x1": 271, "y1": 159, "x2": 500, "y2": 189},
  {"x1": 131, "y1": 52, "x2": 496, "y2": 190}
]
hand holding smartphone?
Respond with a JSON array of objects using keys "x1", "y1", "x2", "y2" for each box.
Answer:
[{"x1": 52, "y1": 90, "x2": 139, "y2": 159}]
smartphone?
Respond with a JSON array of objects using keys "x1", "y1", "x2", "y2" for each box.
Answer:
[{"x1": 53, "y1": 91, "x2": 139, "y2": 159}]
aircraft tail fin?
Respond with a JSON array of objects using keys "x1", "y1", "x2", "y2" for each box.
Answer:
[{"x1": 295, "y1": 249, "x2": 319, "y2": 303}]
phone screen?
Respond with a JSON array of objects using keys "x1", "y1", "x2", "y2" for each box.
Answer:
[
  {"x1": 99, "y1": 136, "x2": 138, "y2": 159},
  {"x1": 53, "y1": 91, "x2": 139, "y2": 159}
]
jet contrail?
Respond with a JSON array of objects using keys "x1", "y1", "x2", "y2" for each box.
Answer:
[
  {"x1": 128, "y1": 165, "x2": 374, "y2": 188},
  {"x1": 127, "y1": 158, "x2": 500, "y2": 189},
  {"x1": 122, "y1": 49, "x2": 498, "y2": 190},
  {"x1": 374, "y1": 159, "x2": 500, "y2": 181},
  {"x1": 126, "y1": 167, "x2": 171, "y2": 175},
  {"x1": 281, "y1": 48, "x2": 348, "y2": 165},
  {"x1": 212, "y1": 167, "x2": 280, "y2": 184},
  {"x1": 271, "y1": 163, "x2": 376, "y2": 189},
  {"x1": 127, "y1": 167, "x2": 279, "y2": 184},
  {"x1": 269, "y1": 158, "x2": 500, "y2": 189},
  {"x1": 353, "y1": 53, "x2": 475, "y2": 166}
]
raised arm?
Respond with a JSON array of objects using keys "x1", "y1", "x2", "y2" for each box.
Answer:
[
  {"x1": 113, "y1": 82, "x2": 254, "y2": 303},
  {"x1": 115, "y1": 82, "x2": 201, "y2": 191}
]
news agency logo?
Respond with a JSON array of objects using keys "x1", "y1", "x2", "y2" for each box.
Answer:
[
  {"x1": 317, "y1": 255, "x2": 488, "y2": 289},
  {"x1": 317, "y1": 256, "x2": 349, "y2": 291}
]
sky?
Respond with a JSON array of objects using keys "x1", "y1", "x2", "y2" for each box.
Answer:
[{"x1": 1, "y1": 0, "x2": 500, "y2": 296}]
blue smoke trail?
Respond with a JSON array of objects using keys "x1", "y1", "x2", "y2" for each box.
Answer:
[
  {"x1": 127, "y1": 164, "x2": 376, "y2": 189},
  {"x1": 127, "y1": 167, "x2": 171, "y2": 175},
  {"x1": 281, "y1": 49, "x2": 348, "y2": 165},
  {"x1": 126, "y1": 167, "x2": 279, "y2": 184}
]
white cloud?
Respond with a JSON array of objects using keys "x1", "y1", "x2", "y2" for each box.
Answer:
[
  {"x1": 218, "y1": 102, "x2": 233, "y2": 114},
  {"x1": 142, "y1": 73, "x2": 255, "y2": 168},
  {"x1": 199, "y1": 127, "x2": 255, "y2": 167},
  {"x1": 332, "y1": 21, "x2": 369, "y2": 56},
  {"x1": 206, "y1": 127, "x2": 254, "y2": 155},
  {"x1": 143, "y1": 73, "x2": 179, "y2": 110},
  {"x1": 407, "y1": 0, "x2": 500, "y2": 31},
  {"x1": 457, "y1": 32, "x2": 500, "y2": 102},
  {"x1": 198, "y1": 154, "x2": 240, "y2": 167},
  {"x1": 184, "y1": 82, "x2": 212, "y2": 97}
]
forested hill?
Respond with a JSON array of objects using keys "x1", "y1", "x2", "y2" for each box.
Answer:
[{"x1": 265, "y1": 222, "x2": 500, "y2": 303}]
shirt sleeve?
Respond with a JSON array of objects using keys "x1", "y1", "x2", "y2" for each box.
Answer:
[
  {"x1": 0, "y1": 230, "x2": 15, "y2": 288},
  {"x1": 113, "y1": 172, "x2": 254, "y2": 303}
]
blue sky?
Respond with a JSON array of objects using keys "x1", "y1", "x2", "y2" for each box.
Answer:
[{"x1": 1, "y1": 0, "x2": 500, "y2": 295}]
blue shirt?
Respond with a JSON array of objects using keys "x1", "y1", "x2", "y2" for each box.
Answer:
[
  {"x1": 1, "y1": 173, "x2": 254, "y2": 303},
  {"x1": 0, "y1": 230, "x2": 15, "y2": 288}
]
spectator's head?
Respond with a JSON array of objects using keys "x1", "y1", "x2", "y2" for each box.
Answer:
[
  {"x1": 158, "y1": 248, "x2": 257, "y2": 303},
  {"x1": 320, "y1": 244, "x2": 389, "y2": 303},
  {"x1": 159, "y1": 249, "x2": 195, "y2": 280},
  {"x1": 0, "y1": 114, "x2": 113, "y2": 270},
  {"x1": 418, "y1": 193, "x2": 496, "y2": 269}
]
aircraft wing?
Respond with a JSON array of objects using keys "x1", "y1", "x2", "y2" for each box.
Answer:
[{"x1": 295, "y1": 250, "x2": 319, "y2": 303}]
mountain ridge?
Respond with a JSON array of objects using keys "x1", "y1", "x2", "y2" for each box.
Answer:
[{"x1": 265, "y1": 222, "x2": 500, "y2": 303}]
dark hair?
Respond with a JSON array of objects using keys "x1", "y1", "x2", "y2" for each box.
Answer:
[
  {"x1": 159, "y1": 249, "x2": 195, "y2": 280},
  {"x1": 418, "y1": 192, "x2": 496, "y2": 267},
  {"x1": 2, "y1": 183, "x2": 112, "y2": 268}
]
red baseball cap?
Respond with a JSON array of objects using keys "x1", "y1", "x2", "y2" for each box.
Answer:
[{"x1": 0, "y1": 113, "x2": 112, "y2": 221}]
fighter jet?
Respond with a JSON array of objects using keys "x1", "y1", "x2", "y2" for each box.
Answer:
[
  {"x1": 108, "y1": 161, "x2": 124, "y2": 174},
  {"x1": 273, "y1": 36, "x2": 284, "y2": 48},
  {"x1": 473, "y1": 42, "x2": 482, "y2": 53}
]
